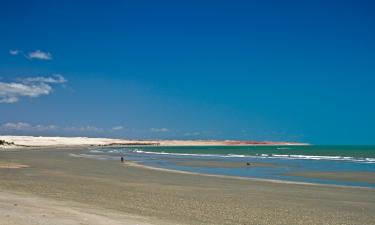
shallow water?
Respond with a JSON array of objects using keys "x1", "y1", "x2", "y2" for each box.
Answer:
[{"x1": 87, "y1": 145, "x2": 375, "y2": 188}]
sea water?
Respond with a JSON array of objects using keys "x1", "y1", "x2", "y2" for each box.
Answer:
[{"x1": 87, "y1": 145, "x2": 375, "y2": 188}]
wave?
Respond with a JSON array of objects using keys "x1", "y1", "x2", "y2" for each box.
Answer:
[
  {"x1": 120, "y1": 149, "x2": 375, "y2": 164},
  {"x1": 268, "y1": 154, "x2": 375, "y2": 163}
]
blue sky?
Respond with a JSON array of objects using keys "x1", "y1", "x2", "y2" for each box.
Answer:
[{"x1": 0, "y1": 0, "x2": 374, "y2": 144}]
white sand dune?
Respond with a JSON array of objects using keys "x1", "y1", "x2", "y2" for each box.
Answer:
[
  {"x1": 0, "y1": 135, "x2": 135, "y2": 147},
  {"x1": 0, "y1": 135, "x2": 308, "y2": 149}
]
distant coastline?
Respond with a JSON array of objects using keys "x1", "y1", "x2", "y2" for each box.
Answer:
[{"x1": 0, "y1": 135, "x2": 309, "y2": 149}]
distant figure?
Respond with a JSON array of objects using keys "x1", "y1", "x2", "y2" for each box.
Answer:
[
  {"x1": 121, "y1": 156, "x2": 124, "y2": 163},
  {"x1": 246, "y1": 162, "x2": 251, "y2": 166}
]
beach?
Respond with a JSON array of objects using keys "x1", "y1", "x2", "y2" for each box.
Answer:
[
  {"x1": 2, "y1": 0, "x2": 374, "y2": 224},
  {"x1": 1, "y1": 147, "x2": 374, "y2": 225}
]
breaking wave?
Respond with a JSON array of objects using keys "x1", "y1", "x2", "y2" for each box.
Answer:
[{"x1": 122, "y1": 149, "x2": 375, "y2": 164}]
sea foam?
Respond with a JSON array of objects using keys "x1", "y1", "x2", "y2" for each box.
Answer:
[{"x1": 121, "y1": 149, "x2": 375, "y2": 163}]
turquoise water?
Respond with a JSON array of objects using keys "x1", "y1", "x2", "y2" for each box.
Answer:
[{"x1": 88, "y1": 145, "x2": 375, "y2": 188}]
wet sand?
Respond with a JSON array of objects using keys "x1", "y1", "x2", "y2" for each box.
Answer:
[
  {"x1": 288, "y1": 171, "x2": 375, "y2": 184},
  {"x1": 1, "y1": 148, "x2": 375, "y2": 225}
]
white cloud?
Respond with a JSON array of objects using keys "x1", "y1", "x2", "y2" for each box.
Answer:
[
  {"x1": 27, "y1": 50, "x2": 52, "y2": 60},
  {"x1": 9, "y1": 49, "x2": 19, "y2": 55},
  {"x1": 8, "y1": 49, "x2": 52, "y2": 60},
  {"x1": 35, "y1": 124, "x2": 59, "y2": 131},
  {"x1": 0, "y1": 122, "x2": 134, "y2": 136},
  {"x1": 0, "y1": 82, "x2": 52, "y2": 103},
  {"x1": 112, "y1": 126, "x2": 124, "y2": 131},
  {"x1": 150, "y1": 128, "x2": 169, "y2": 132},
  {"x1": 0, "y1": 75, "x2": 67, "y2": 103},
  {"x1": 21, "y1": 74, "x2": 66, "y2": 84},
  {"x1": 0, "y1": 96, "x2": 19, "y2": 103},
  {"x1": 83, "y1": 126, "x2": 102, "y2": 132},
  {"x1": 0, "y1": 122, "x2": 59, "y2": 132},
  {"x1": 0, "y1": 122, "x2": 104, "y2": 134},
  {"x1": 65, "y1": 126, "x2": 103, "y2": 132},
  {"x1": 1, "y1": 122, "x2": 31, "y2": 130}
]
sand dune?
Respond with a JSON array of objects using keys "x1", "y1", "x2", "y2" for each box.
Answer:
[{"x1": 0, "y1": 135, "x2": 307, "y2": 149}]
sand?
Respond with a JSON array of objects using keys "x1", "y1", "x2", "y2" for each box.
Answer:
[
  {"x1": 288, "y1": 171, "x2": 375, "y2": 184},
  {"x1": 0, "y1": 192, "x2": 155, "y2": 225},
  {"x1": 0, "y1": 162, "x2": 29, "y2": 169},
  {"x1": 0, "y1": 135, "x2": 308, "y2": 149},
  {"x1": 1, "y1": 148, "x2": 374, "y2": 225},
  {"x1": 0, "y1": 135, "x2": 153, "y2": 148}
]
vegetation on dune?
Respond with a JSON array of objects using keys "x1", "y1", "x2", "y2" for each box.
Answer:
[{"x1": 0, "y1": 140, "x2": 14, "y2": 145}]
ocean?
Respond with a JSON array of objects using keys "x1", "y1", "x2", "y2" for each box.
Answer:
[{"x1": 87, "y1": 145, "x2": 375, "y2": 188}]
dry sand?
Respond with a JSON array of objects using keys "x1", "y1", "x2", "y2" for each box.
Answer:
[
  {"x1": 0, "y1": 135, "x2": 307, "y2": 149},
  {"x1": 0, "y1": 192, "x2": 155, "y2": 225},
  {"x1": 0, "y1": 162, "x2": 29, "y2": 169},
  {"x1": 1, "y1": 148, "x2": 374, "y2": 225},
  {"x1": 0, "y1": 135, "x2": 151, "y2": 148}
]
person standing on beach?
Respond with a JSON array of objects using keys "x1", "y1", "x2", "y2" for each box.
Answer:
[{"x1": 121, "y1": 156, "x2": 124, "y2": 163}]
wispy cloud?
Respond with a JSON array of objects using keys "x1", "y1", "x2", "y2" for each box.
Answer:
[
  {"x1": 0, "y1": 122, "x2": 58, "y2": 131},
  {"x1": 65, "y1": 126, "x2": 103, "y2": 133},
  {"x1": 8, "y1": 49, "x2": 52, "y2": 60},
  {"x1": 0, "y1": 82, "x2": 52, "y2": 103},
  {"x1": 27, "y1": 50, "x2": 52, "y2": 60},
  {"x1": 20, "y1": 74, "x2": 66, "y2": 84},
  {"x1": 1, "y1": 122, "x2": 31, "y2": 130},
  {"x1": 82, "y1": 126, "x2": 102, "y2": 132},
  {"x1": 112, "y1": 126, "x2": 124, "y2": 131},
  {"x1": 0, "y1": 122, "x2": 129, "y2": 134},
  {"x1": 0, "y1": 122, "x2": 102, "y2": 133},
  {"x1": 9, "y1": 49, "x2": 19, "y2": 55},
  {"x1": 150, "y1": 128, "x2": 169, "y2": 132},
  {"x1": 0, "y1": 75, "x2": 67, "y2": 103},
  {"x1": 34, "y1": 124, "x2": 59, "y2": 131}
]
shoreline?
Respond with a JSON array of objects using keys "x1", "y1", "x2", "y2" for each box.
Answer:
[
  {"x1": 121, "y1": 158, "x2": 374, "y2": 190},
  {"x1": 67, "y1": 152, "x2": 375, "y2": 190}
]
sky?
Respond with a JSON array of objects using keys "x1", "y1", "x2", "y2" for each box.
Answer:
[{"x1": 0, "y1": 0, "x2": 374, "y2": 144}]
